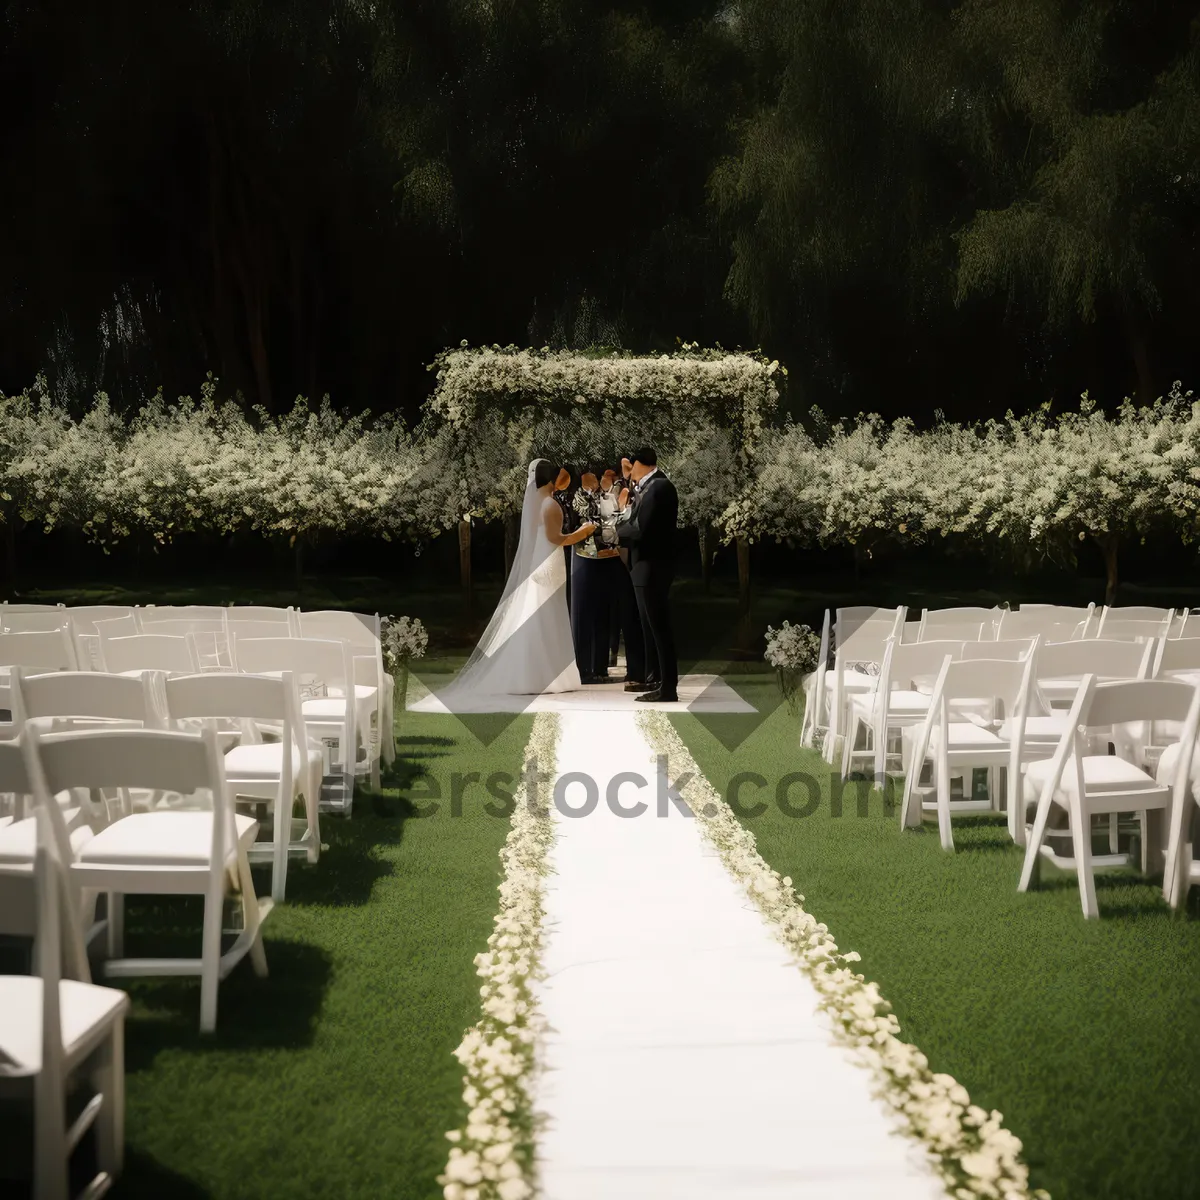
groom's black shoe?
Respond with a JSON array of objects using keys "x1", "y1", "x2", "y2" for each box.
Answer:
[
  {"x1": 624, "y1": 680, "x2": 654, "y2": 692},
  {"x1": 636, "y1": 688, "x2": 679, "y2": 703}
]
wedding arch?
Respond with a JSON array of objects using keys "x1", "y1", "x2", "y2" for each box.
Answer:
[{"x1": 415, "y1": 341, "x2": 786, "y2": 614}]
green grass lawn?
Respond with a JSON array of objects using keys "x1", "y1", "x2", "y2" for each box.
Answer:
[
  {"x1": 671, "y1": 673, "x2": 1200, "y2": 1200},
  {"x1": 4, "y1": 706, "x2": 530, "y2": 1200}
]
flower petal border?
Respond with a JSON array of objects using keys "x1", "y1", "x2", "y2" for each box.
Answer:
[
  {"x1": 637, "y1": 709, "x2": 1050, "y2": 1200},
  {"x1": 439, "y1": 710, "x2": 560, "y2": 1200}
]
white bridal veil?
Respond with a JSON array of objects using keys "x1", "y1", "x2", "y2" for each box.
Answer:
[{"x1": 442, "y1": 458, "x2": 564, "y2": 697}]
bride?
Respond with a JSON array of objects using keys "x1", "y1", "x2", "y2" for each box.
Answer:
[{"x1": 442, "y1": 459, "x2": 597, "y2": 699}]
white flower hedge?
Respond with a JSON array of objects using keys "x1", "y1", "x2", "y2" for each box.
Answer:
[{"x1": 1, "y1": 365, "x2": 1196, "y2": 596}]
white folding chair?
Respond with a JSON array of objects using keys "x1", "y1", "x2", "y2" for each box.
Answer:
[
  {"x1": 1034, "y1": 638, "x2": 1154, "y2": 708},
  {"x1": 822, "y1": 632, "x2": 892, "y2": 765},
  {"x1": 900, "y1": 655, "x2": 1037, "y2": 851},
  {"x1": 961, "y1": 637, "x2": 1036, "y2": 661},
  {"x1": 30, "y1": 723, "x2": 271, "y2": 1032},
  {"x1": 233, "y1": 637, "x2": 357, "y2": 813},
  {"x1": 228, "y1": 619, "x2": 297, "y2": 656},
  {"x1": 841, "y1": 639, "x2": 964, "y2": 781},
  {"x1": 99, "y1": 633, "x2": 199, "y2": 677},
  {"x1": 138, "y1": 605, "x2": 227, "y2": 624},
  {"x1": 1096, "y1": 605, "x2": 1176, "y2": 628},
  {"x1": 800, "y1": 609, "x2": 832, "y2": 750},
  {"x1": 164, "y1": 672, "x2": 321, "y2": 903},
  {"x1": 1091, "y1": 616, "x2": 1172, "y2": 642},
  {"x1": 995, "y1": 609, "x2": 1087, "y2": 641},
  {"x1": 0, "y1": 628, "x2": 79, "y2": 673},
  {"x1": 916, "y1": 621, "x2": 984, "y2": 644},
  {"x1": 3, "y1": 611, "x2": 72, "y2": 633},
  {"x1": 298, "y1": 610, "x2": 389, "y2": 786},
  {"x1": 1154, "y1": 636, "x2": 1200, "y2": 681},
  {"x1": 917, "y1": 606, "x2": 1001, "y2": 640},
  {"x1": 1160, "y1": 722, "x2": 1200, "y2": 909},
  {"x1": 131, "y1": 618, "x2": 231, "y2": 672},
  {"x1": 1019, "y1": 677, "x2": 1200, "y2": 917},
  {"x1": 227, "y1": 605, "x2": 298, "y2": 631},
  {"x1": 0, "y1": 794, "x2": 129, "y2": 1200},
  {"x1": 1174, "y1": 610, "x2": 1200, "y2": 640}
]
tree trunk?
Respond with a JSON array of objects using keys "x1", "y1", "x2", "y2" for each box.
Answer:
[
  {"x1": 699, "y1": 523, "x2": 711, "y2": 591},
  {"x1": 504, "y1": 513, "x2": 519, "y2": 576},
  {"x1": 1093, "y1": 533, "x2": 1119, "y2": 606},
  {"x1": 294, "y1": 536, "x2": 305, "y2": 588},
  {"x1": 459, "y1": 518, "x2": 473, "y2": 621},
  {"x1": 736, "y1": 537, "x2": 750, "y2": 615},
  {"x1": 4, "y1": 515, "x2": 16, "y2": 591}
]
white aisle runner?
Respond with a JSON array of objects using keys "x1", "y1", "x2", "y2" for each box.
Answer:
[{"x1": 535, "y1": 711, "x2": 944, "y2": 1200}]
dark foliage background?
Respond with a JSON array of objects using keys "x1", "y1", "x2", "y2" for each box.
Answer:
[{"x1": 2, "y1": 0, "x2": 1197, "y2": 427}]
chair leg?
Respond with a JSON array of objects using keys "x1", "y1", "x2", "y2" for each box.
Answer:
[
  {"x1": 92, "y1": 1019, "x2": 125, "y2": 1175},
  {"x1": 271, "y1": 792, "x2": 289, "y2": 905},
  {"x1": 33, "y1": 1065, "x2": 69, "y2": 1200},
  {"x1": 1109, "y1": 812, "x2": 1120, "y2": 855},
  {"x1": 236, "y1": 849, "x2": 269, "y2": 980},
  {"x1": 106, "y1": 893, "x2": 124, "y2": 959},
  {"x1": 840, "y1": 715, "x2": 856, "y2": 780},
  {"x1": 304, "y1": 773, "x2": 321, "y2": 864},
  {"x1": 1019, "y1": 793, "x2": 1055, "y2": 892},
  {"x1": 199, "y1": 890, "x2": 223, "y2": 1034},
  {"x1": 1070, "y1": 796, "x2": 1100, "y2": 918},
  {"x1": 936, "y1": 751, "x2": 954, "y2": 852}
]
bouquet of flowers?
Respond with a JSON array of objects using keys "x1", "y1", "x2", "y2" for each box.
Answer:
[
  {"x1": 381, "y1": 615, "x2": 428, "y2": 712},
  {"x1": 764, "y1": 621, "x2": 821, "y2": 714}
]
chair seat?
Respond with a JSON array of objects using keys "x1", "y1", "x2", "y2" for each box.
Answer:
[
  {"x1": 1156, "y1": 741, "x2": 1200, "y2": 792},
  {"x1": 1025, "y1": 754, "x2": 1159, "y2": 798},
  {"x1": 850, "y1": 689, "x2": 930, "y2": 718},
  {"x1": 0, "y1": 976, "x2": 130, "y2": 1075},
  {"x1": 302, "y1": 698, "x2": 349, "y2": 720},
  {"x1": 76, "y1": 811, "x2": 258, "y2": 867},
  {"x1": 225, "y1": 741, "x2": 322, "y2": 783},
  {"x1": 999, "y1": 715, "x2": 1069, "y2": 743},
  {"x1": 0, "y1": 818, "x2": 94, "y2": 865},
  {"x1": 825, "y1": 669, "x2": 876, "y2": 693},
  {"x1": 904, "y1": 721, "x2": 1005, "y2": 757}
]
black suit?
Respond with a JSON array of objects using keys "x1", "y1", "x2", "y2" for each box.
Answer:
[{"x1": 617, "y1": 471, "x2": 678, "y2": 693}]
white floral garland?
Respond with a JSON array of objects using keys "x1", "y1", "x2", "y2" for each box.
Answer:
[
  {"x1": 439, "y1": 711, "x2": 560, "y2": 1200},
  {"x1": 636, "y1": 710, "x2": 1050, "y2": 1200}
]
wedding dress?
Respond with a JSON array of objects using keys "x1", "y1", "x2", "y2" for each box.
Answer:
[{"x1": 440, "y1": 460, "x2": 582, "y2": 700}]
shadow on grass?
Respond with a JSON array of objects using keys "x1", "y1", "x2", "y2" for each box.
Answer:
[
  {"x1": 118, "y1": 939, "x2": 332, "y2": 1065},
  {"x1": 111, "y1": 1150, "x2": 214, "y2": 1199}
]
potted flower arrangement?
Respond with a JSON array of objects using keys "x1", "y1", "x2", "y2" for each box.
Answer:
[
  {"x1": 764, "y1": 621, "x2": 821, "y2": 714},
  {"x1": 381, "y1": 615, "x2": 428, "y2": 713}
]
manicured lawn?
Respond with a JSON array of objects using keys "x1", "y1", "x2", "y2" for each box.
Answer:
[
  {"x1": 0, "y1": 705, "x2": 530, "y2": 1199},
  {"x1": 672, "y1": 673, "x2": 1200, "y2": 1200}
]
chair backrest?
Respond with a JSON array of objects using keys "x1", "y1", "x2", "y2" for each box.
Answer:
[
  {"x1": 66, "y1": 605, "x2": 137, "y2": 634},
  {"x1": 227, "y1": 605, "x2": 295, "y2": 623},
  {"x1": 835, "y1": 606, "x2": 904, "y2": 654},
  {"x1": 3, "y1": 610, "x2": 69, "y2": 633},
  {"x1": 139, "y1": 605, "x2": 227, "y2": 624},
  {"x1": 882, "y1": 639, "x2": 965, "y2": 689},
  {"x1": 10, "y1": 668, "x2": 161, "y2": 728},
  {"x1": 932, "y1": 655, "x2": 1034, "y2": 722},
  {"x1": 165, "y1": 671, "x2": 294, "y2": 724},
  {"x1": 1098, "y1": 605, "x2": 1175, "y2": 625},
  {"x1": 1019, "y1": 603, "x2": 1095, "y2": 616},
  {"x1": 228, "y1": 619, "x2": 295, "y2": 643},
  {"x1": 920, "y1": 621, "x2": 984, "y2": 643},
  {"x1": 133, "y1": 618, "x2": 226, "y2": 636},
  {"x1": 1155, "y1": 636, "x2": 1200, "y2": 677},
  {"x1": 32, "y1": 722, "x2": 227, "y2": 801},
  {"x1": 1038, "y1": 638, "x2": 1154, "y2": 681},
  {"x1": 996, "y1": 611, "x2": 1085, "y2": 640},
  {"x1": 101, "y1": 633, "x2": 198, "y2": 676},
  {"x1": 834, "y1": 634, "x2": 891, "y2": 673},
  {"x1": 1175, "y1": 611, "x2": 1200, "y2": 640},
  {"x1": 1090, "y1": 618, "x2": 1170, "y2": 642},
  {"x1": 233, "y1": 635, "x2": 351, "y2": 689},
  {"x1": 0, "y1": 627, "x2": 79, "y2": 672},
  {"x1": 298, "y1": 609, "x2": 379, "y2": 649},
  {"x1": 1082, "y1": 677, "x2": 1200, "y2": 730},
  {"x1": 94, "y1": 614, "x2": 140, "y2": 641},
  {"x1": 961, "y1": 637, "x2": 1037, "y2": 661},
  {"x1": 2, "y1": 602, "x2": 64, "y2": 615},
  {"x1": 920, "y1": 605, "x2": 1000, "y2": 628}
]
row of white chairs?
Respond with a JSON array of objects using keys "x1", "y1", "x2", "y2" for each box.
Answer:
[
  {"x1": 799, "y1": 603, "x2": 1200, "y2": 921},
  {"x1": 0, "y1": 603, "x2": 398, "y2": 805}
]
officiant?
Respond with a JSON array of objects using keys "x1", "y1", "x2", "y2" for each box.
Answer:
[{"x1": 570, "y1": 467, "x2": 645, "y2": 685}]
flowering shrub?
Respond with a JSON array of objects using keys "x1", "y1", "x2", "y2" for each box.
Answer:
[
  {"x1": 763, "y1": 621, "x2": 821, "y2": 672},
  {"x1": 637, "y1": 711, "x2": 1050, "y2": 1200},
  {"x1": 380, "y1": 615, "x2": 428, "y2": 672},
  {"x1": 439, "y1": 711, "x2": 559, "y2": 1200}
]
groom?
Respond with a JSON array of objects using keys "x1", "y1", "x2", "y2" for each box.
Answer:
[{"x1": 616, "y1": 446, "x2": 679, "y2": 703}]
